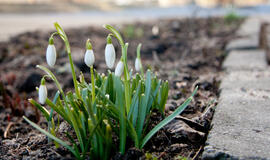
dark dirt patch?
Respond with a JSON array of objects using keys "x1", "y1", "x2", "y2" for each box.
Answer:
[{"x1": 0, "y1": 17, "x2": 243, "y2": 159}]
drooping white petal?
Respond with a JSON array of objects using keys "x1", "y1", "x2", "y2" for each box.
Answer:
[
  {"x1": 46, "y1": 44, "x2": 57, "y2": 67},
  {"x1": 38, "y1": 85, "x2": 47, "y2": 104},
  {"x1": 115, "y1": 61, "x2": 124, "y2": 77},
  {"x1": 135, "y1": 58, "x2": 141, "y2": 71},
  {"x1": 84, "y1": 49, "x2": 95, "y2": 67},
  {"x1": 105, "y1": 44, "x2": 116, "y2": 69}
]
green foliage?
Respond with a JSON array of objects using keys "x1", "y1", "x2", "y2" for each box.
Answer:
[
  {"x1": 24, "y1": 23, "x2": 197, "y2": 159},
  {"x1": 145, "y1": 152, "x2": 158, "y2": 160},
  {"x1": 224, "y1": 11, "x2": 241, "y2": 24},
  {"x1": 123, "y1": 24, "x2": 144, "y2": 39},
  {"x1": 175, "y1": 155, "x2": 189, "y2": 160}
]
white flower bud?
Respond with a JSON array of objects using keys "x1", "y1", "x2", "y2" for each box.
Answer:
[
  {"x1": 84, "y1": 49, "x2": 95, "y2": 67},
  {"x1": 115, "y1": 61, "x2": 124, "y2": 77},
  {"x1": 135, "y1": 58, "x2": 141, "y2": 72},
  {"x1": 46, "y1": 44, "x2": 57, "y2": 67},
  {"x1": 105, "y1": 44, "x2": 116, "y2": 69},
  {"x1": 38, "y1": 84, "x2": 47, "y2": 104},
  {"x1": 152, "y1": 25, "x2": 159, "y2": 36}
]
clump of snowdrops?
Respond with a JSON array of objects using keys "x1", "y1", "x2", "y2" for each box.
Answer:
[{"x1": 23, "y1": 23, "x2": 197, "y2": 160}]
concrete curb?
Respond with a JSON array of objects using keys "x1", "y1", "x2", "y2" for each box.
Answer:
[{"x1": 202, "y1": 17, "x2": 270, "y2": 159}]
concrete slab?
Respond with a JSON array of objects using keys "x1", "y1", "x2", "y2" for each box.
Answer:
[
  {"x1": 225, "y1": 35, "x2": 258, "y2": 51},
  {"x1": 223, "y1": 50, "x2": 267, "y2": 71},
  {"x1": 236, "y1": 17, "x2": 261, "y2": 37},
  {"x1": 203, "y1": 88, "x2": 270, "y2": 160},
  {"x1": 202, "y1": 17, "x2": 270, "y2": 160},
  {"x1": 221, "y1": 69, "x2": 270, "y2": 90},
  {"x1": 237, "y1": 15, "x2": 270, "y2": 37}
]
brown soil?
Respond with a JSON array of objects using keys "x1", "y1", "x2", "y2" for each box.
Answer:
[{"x1": 0, "y1": 17, "x2": 243, "y2": 160}]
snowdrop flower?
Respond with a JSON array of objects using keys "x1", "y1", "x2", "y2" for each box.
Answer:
[
  {"x1": 135, "y1": 43, "x2": 143, "y2": 73},
  {"x1": 38, "y1": 78, "x2": 47, "y2": 105},
  {"x1": 46, "y1": 37, "x2": 57, "y2": 67},
  {"x1": 152, "y1": 25, "x2": 159, "y2": 36},
  {"x1": 115, "y1": 60, "x2": 124, "y2": 77},
  {"x1": 105, "y1": 35, "x2": 116, "y2": 69},
  {"x1": 84, "y1": 39, "x2": 95, "y2": 67},
  {"x1": 135, "y1": 58, "x2": 141, "y2": 72}
]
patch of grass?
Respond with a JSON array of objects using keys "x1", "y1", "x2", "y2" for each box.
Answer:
[
  {"x1": 123, "y1": 24, "x2": 144, "y2": 39},
  {"x1": 224, "y1": 11, "x2": 242, "y2": 24}
]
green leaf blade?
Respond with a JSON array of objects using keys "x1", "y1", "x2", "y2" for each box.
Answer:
[
  {"x1": 29, "y1": 99, "x2": 50, "y2": 121},
  {"x1": 23, "y1": 116, "x2": 81, "y2": 159},
  {"x1": 140, "y1": 86, "x2": 198, "y2": 148}
]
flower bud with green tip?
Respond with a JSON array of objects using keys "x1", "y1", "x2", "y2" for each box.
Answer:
[
  {"x1": 135, "y1": 43, "x2": 143, "y2": 74},
  {"x1": 46, "y1": 37, "x2": 57, "y2": 67},
  {"x1": 84, "y1": 39, "x2": 95, "y2": 67},
  {"x1": 105, "y1": 35, "x2": 116, "y2": 69},
  {"x1": 115, "y1": 60, "x2": 124, "y2": 77},
  {"x1": 38, "y1": 77, "x2": 47, "y2": 104},
  {"x1": 135, "y1": 58, "x2": 141, "y2": 72}
]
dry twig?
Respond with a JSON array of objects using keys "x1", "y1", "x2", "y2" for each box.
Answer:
[
  {"x1": 192, "y1": 145, "x2": 203, "y2": 160},
  {"x1": 4, "y1": 122, "x2": 14, "y2": 138}
]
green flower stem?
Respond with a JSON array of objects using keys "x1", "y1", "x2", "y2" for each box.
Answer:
[
  {"x1": 37, "y1": 65, "x2": 68, "y2": 106},
  {"x1": 54, "y1": 22, "x2": 80, "y2": 99},
  {"x1": 90, "y1": 66, "x2": 95, "y2": 104},
  {"x1": 124, "y1": 79, "x2": 131, "y2": 114},
  {"x1": 104, "y1": 25, "x2": 131, "y2": 114},
  {"x1": 104, "y1": 25, "x2": 124, "y2": 47},
  {"x1": 49, "y1": 32, "x2": 58, "y2": 44},
  {"x1": 121, "y1": 45, "x2": 131, "y2": 114},
  {"x1": 67, "y1": 44, "x2": 80, "y2": 99},
  {"x1": 123, "y1": 44, "x2": 129, "y2": 79}
]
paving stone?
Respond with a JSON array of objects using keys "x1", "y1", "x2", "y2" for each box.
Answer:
[
  {"x1": 236, "y1": 17, "x2": 261, "y2": 37},
  {"x1": 203, "y1": 54, "x2": 270, "y2": 159},
  {"x1": 221, "y1": 69, "x2": 270, "y2": 90},
  {"x1": 202, "y1": 17, "x2": 270, "y2": 160},
  {"x1": 203, "y1": 50, "x2": 270, "y2": 159},
  {"x1": 223, "y1": 50, "x2": 267, "y2": 71},
  {"x1": 225, "y1": 35, "x2": 258, "y2": 51},
  {"x1": 203, "y1": 88, "x2": 270, "y2": 159}
]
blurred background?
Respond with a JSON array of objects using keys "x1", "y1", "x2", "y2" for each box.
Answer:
[
  {"x1": 0, "y1": 0, "x2": 270, "y2": 41},
  {"x1": 0, "y1": 1, "x2": 268, "y2": 159},
  {"x1": 0, "y1": 0, "x2": 269, "y2": 10}
]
